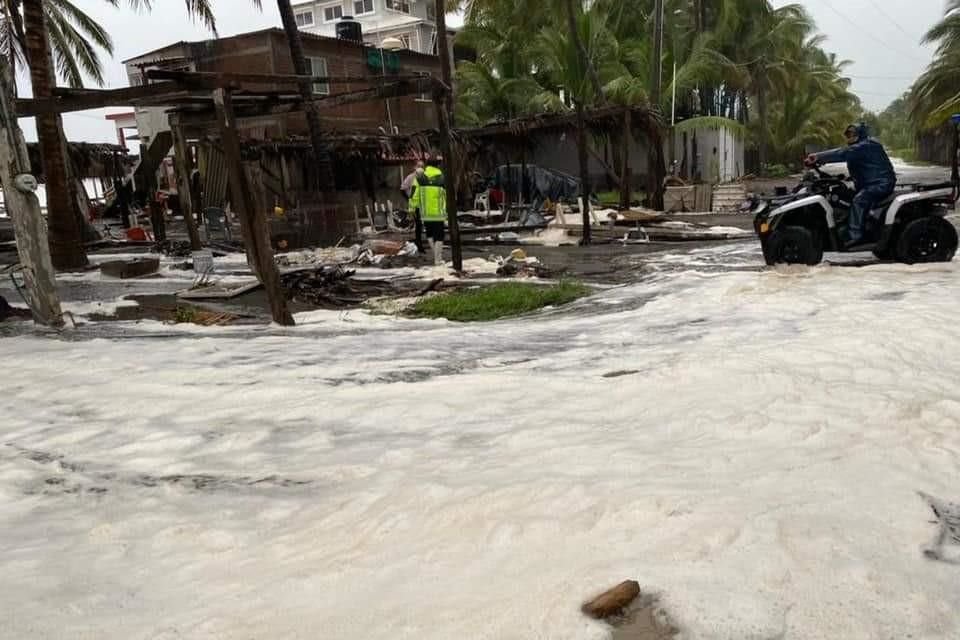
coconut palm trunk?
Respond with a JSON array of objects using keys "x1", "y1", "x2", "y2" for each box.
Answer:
[
  {"x1": 22, "y1": 0, "x2": 87, "y2": 270},
  {"x1": 563, "y1": 0, "x2": 592, "y2": 244},
  {"x1": 276, "y1": 0, "x2": 335, "y2": 195}
]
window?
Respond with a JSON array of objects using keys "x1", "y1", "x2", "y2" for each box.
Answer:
[
  {"x1": 395, "y1": 33, "x2": 412, "y2": 49},
  {"x1": 308, "y1": 57, "x2": 329, "y2": 95},
  {"x1": 353, "y1": 0, "x2": 374, "y2": 16},
  {"x1": 295, "y1": 10, "x2": 314, "y2": 27},
  {"x1": 385, "y1": 0, "x2": 411, "y2": 14},
  {"x1": 323, "y1": 4, "x2": 343, "y2": 22},
  {"x1": 426, "y1": 2, "x2": 436, "y2": 21}
]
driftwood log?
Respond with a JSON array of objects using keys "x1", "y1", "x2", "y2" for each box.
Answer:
[{"x1": 581, "y1": 580, "x2": 641, "y2": 619}]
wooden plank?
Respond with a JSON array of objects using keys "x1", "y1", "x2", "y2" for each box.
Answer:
[
  {"x1": 169, "y1": 115, "x2": 202, "y2": 250},
  {"x1": 213, "y1": 87, "x2": 294, "y2": 326},
  {"x1": 0, "y1": 61, "x2": 63, "y2": 326},
  {"x1": 146, "y1": 68, "x2": 435, "y2": 86},
  {"x1": 15, "y1": 81, "x2": 218, "y2": 116}
]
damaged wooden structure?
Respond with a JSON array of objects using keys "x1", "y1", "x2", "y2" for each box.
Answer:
[
  {"x1": 456, "y1": 105, "x2": 667, "y2": 212},
  {"x1": 17, "y1": 67, "x2": 445, "y2": 326}
]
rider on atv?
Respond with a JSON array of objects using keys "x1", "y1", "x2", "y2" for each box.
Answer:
[{"x1": 805, "y1": 123, "x2": 896, "y2": 249}]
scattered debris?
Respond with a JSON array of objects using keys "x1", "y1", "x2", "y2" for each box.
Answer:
[
  {"x1": 100, "y1": 257, "x2": 161, "y2": 279},
  {"x1": 178, "y1": 281, "x2": 263, "y2": 301},
  {"x1": 918, "y1": 491, "x2": 960, "y2": 560},
  {"x1": 155, "y1": 240, "x2": 193, "y2": 257},
  {"x1": 581, "y1": 580, "x2": 642, "y2": 619},
  {"x1": 495, "y1": 253, "x2": 558, "y2": 278},
  {"x1": 282, "y1": 266, "x2": 399, "y2": 308},
  {"x1": 0, "y1": 295, "x2": 32, "y2": 321},
  {"x1": 173, "y1": 306, "x2": 237, "y2": 326}
]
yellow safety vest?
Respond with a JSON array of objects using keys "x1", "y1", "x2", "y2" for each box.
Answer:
[{"x1": 413, "y1": 166, "x2": 447, "y2": 223}]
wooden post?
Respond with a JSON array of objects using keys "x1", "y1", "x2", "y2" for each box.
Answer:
[
  {"x1": 170, "y1": 116, "x2": 202, "y2": 250},
  {"x1": 213, "y1": 88, "x2": 294, "y2": 327},
  {"x1": 434, "y1": 0, "x2": 463, "y2": 271},
  {"x1": 620, "y1": 108, "x2": 632, "y2": 210},
  {"x1": 0, "y1": 60, "x2": 62, "y2": 326}
]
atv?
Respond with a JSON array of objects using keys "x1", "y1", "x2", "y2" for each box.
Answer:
[{"x1": 750, "y1": 165, "x2": 958, "y2": 266}]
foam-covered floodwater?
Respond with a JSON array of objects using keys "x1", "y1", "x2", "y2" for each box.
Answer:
[{"x1": 3, "y1": 241, "x2": 960, "y2": 639}]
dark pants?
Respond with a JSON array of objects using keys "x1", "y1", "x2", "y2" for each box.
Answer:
[
  {"x1": 849, "y1": 183, "x2": 895, "y2": 242},
  {"x1": 412, "y1": 209, "x2": 424, "y2": 251}
]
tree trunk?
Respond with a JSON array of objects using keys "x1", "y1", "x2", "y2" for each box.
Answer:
[
  {"x1": 0, "y1": 49, "x2": 62, "y2": 326},
  {"x1": 651, "y1": 0, "x2": 664, "y2": 106},
  {"x1": 619, "y1": 109, "x2": 631, "y2": 210},
  {"x1": 758, "y1": 84, "x2": 768, "y2": 177},
  {"x1": 574, "y1": 100, "x2": 591, "y2": 245},
  {"x1": 434, "y1": 0, "x2": 462, "y2": 271},
  {"x1": 22, "y1": 0, "x2": 87, "y2": 270},
  {"x1": 276, "y1": 0, "x2": 335, "y2": 197},
  {"x1": 564, "y1": 0, "x2": 604, "y2": 100}
]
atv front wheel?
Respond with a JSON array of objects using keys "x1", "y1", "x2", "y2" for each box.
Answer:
[
  {"x1": 764, "y1": 225, "x2": 823, "y2": 266},
  {"x1": 896, "y1": 217, "x2": 958, "y2": 264}
]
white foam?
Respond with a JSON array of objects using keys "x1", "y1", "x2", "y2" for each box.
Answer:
[{"x1": 3, "y1": 243, "x2": 960, "y2": 639}]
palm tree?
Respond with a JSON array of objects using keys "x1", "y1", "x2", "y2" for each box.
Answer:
[{"x1": 910, "y1": 1, "x2": 960, "y2": 129}]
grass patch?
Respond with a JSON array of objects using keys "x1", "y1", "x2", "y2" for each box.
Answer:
[
  {"x1": 596, "y1": 190, "x2": 646, "y2": 207},
  {"x1": 409, "y1": 281, "x2": 590, "y2": 322}
]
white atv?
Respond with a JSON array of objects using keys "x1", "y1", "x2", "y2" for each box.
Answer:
[{"x1": 750, "y1": 164, "x2": 958, "y2": 265}]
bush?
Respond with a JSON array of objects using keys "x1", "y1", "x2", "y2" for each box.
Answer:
[
  {"x1": 762, "y1": 163, "x2": 793, "y2": 178},
  {"x1": 409, "y1": 281, "x2": 590, "y2": 322}
]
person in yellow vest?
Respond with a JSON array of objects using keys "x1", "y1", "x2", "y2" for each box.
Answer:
[{"x1": 411, "y1": 162, "x2": 447, "y2": 265}]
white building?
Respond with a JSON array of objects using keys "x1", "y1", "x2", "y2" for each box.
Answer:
[{"x1": 291, "y1": 0, "x2": 451, "y2": 55}]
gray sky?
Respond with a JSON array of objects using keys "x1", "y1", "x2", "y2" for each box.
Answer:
[{"x1": 19, "y1": 0, "x2": 950, "y2": 145}]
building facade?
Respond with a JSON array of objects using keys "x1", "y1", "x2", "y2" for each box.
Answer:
[
  {"x1": 290, "y1": 0, "x2": 449, "y2": 55},
  {"x1": 122, "y1": 28, "x2": 441, "y2": 149}
]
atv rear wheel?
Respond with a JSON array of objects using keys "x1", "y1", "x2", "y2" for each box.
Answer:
[
  {"x1": 895, "y1": 217, "x2": 958, "y2": 264},
  {"x1": 764, "y1": 225, "x2": 823, "y2": 266}
]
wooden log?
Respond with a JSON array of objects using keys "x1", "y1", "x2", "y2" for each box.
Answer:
[
  {"x1": 0, "y1": 57, "x2": 63, "y2": 326},
  {"x1": 213, "y1": 87, "x2": 294, "y2": 326},
  {"x1": 170, "y1": 116, "x2": 202, "y2": 250},
  {"x1": 581, "y1": 580, "x2": 641, "y2": 619}
]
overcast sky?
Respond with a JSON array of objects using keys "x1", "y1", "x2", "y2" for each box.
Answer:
[{"x1": 19, "y1": 0, "x2": 950, "y2": 145}]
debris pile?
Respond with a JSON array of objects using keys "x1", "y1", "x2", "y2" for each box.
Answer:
[
  {"x1": 155, "y1": 240, "x2": 194, "y2": 258},
  {"x1": 495, "y1": 249, "x2": 560, "y2": 279}
]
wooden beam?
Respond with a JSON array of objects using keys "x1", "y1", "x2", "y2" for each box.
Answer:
[
  {"x1": 169, "y1": 114, "x2": 202, "y2": 250},
  {"x1": 15, "y1": 81, "x2": 219, "y2": 116},
  {"x1": 172, "y1": 82, "x2": 419, "y2": 127},
  {"x1": 0, "y1": 61, "x2": 63, "y2": 326},
  {"x1": 146, "y1": 68, "x2": 434, "y2": 86},
  {"x1": 212, "y1": 88, "x2": 293, "y2": 326}
]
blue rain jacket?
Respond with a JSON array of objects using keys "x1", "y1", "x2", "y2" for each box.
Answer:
[{"x1": 814, "y1": 124, "x2": 896, "y2": 190}]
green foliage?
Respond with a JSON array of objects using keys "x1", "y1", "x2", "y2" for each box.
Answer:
[
  {"x1": 456, "y1": 0, "x2": 862, "y2": 168},
  {"x1": 174, "y1": 306, "x2": 198, "y2": 324},
  {"x1": 761, "y1": 164, "x2": 792, "y2": 178},
  {"x1": 910, "y1": 1, "x2": 960, "y2": 129},
  {"x1": 409, "y1": 281, "x2": 590, "y2": 322},
  {"x1": 1, "y1": 0, "x2": 255, "y2": 88}
]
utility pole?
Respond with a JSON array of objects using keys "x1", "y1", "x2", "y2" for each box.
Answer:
[
  {"x1": 0, "y1": 58, "x2": 62, "y2": 326},
  {"x1": 434, "y1": 0, "x2": 463, "y2": 271},
  {"x1": 652, "y1": 0, "x2": 664, "y2": 107}
]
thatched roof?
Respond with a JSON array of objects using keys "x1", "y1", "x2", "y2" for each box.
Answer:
[
  {"x1": 244, "y1": 131, "x2": 437, "y2": 161},
  {"x1": 458, "y1": 104, "x2": 664, "y2": 147}
]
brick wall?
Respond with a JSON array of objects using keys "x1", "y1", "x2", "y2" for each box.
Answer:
[{"x1": 179, "y1": 29, "x2": 438, "y2": 138}]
